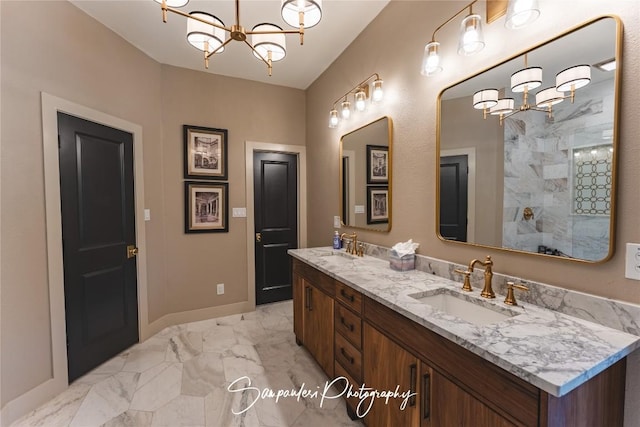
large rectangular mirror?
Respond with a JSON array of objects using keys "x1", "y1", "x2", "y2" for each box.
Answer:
[
  {"x1": 340, "y1": 116, "x2": 393, "y2": 232},
  {"x1": 437, "y1": 16, "x2": 621, "y2": 262}
]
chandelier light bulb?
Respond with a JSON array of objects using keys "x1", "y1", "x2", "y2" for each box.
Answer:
[
  {"x1": 281, "y1": 0, "x2": 323, "y2": 29},
  {"x1": 372, "y1": 79, "x2": 384, "y2": 102},
  {"x1": 329, "y1": 109, "x2": 339, "y2": 128},
  {"x1": 421, "y1": 41, "x2": 442, "y2": 76},
  {"x1": 341, "y1": 100, "x2": 351, "y2": 119}
]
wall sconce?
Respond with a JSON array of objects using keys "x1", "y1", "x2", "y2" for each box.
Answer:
[
  {"x1": 328, "y1": 73, "x2": 383, "y2": 128},
  {"x1": 420, "y1": 0, "x2": 485, "y2": 76}
]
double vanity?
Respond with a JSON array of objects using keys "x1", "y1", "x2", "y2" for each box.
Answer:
[{"x1": 289, "y1": 247, "x2": 640, "y2": 427}]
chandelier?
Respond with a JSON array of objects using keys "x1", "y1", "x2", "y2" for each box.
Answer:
[
  {"x1": 473, "y1": 54, "x2": 591, "y2": 125},
  {"x1": 154, "y1": 0, "x2": 323, "y2": 76}
]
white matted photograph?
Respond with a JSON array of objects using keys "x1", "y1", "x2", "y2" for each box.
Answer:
[
  {"x1": 185, "y1": 181, "x2": 229, "y2": 233},
  {"x1": 184, "y1": 125, "x2": 228, "y2": 180},
  {"x1": 367, "y1": 186, "x2": 389, "y2": 224}
]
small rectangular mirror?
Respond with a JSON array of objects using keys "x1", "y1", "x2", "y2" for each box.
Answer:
[
  {"x1": 340, "y1": 116, "x2": 393, "y2": 232},
  {"x1": 437, "y1": 16, "x2": 621, "y2": 262}
]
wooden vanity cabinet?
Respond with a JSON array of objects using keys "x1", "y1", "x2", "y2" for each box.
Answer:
[
  {"x1": 291, "y1": 259, "x2": 627, "y2": 427},
  {"x1": 292, "y1": 259, "x2": 335, "y2": 377}
]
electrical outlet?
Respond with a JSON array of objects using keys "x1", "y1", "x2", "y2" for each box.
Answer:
[
  {"x1": 217, "y1": 283, "x2": 225, "y2": 295},
  {"x1": 625, "y1": 244, "x2": 640, "y2": 280},
  {"x1": 333, "y1": 216, "x2": 341, "y2": 228},
  {"x1": 144, "y1": 209, "x2": 151, "y2": 221}
]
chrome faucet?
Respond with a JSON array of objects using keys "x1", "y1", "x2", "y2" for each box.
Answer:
[
  {"x1": 340, "y1": 232, "x2": 358, "y2": 255},
  {"x1": 469, "y1": 256, "x2": 495, "y2": 298}
]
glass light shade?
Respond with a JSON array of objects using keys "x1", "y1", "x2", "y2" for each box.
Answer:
[
  {"x1": 329, "y1": 109, "x2": 339, "y2": 128},
  {"x1": 355, "y1": 89, "x2": 366, "y2": 112},
  {"x1": 457, "y1": 14, "x2": 485, "y2": 56},
  {"x1": 473, "y1": 89, "x2": 499, "y2": 109},
  {"x1": 341, "y1": 100, "x2": 351, "y2": 119},
  {"x1": 251, "y1": 24, "x2": 287, "y2": 62},
  {"x1": 535, "y1": 87, "x2": 564, "y2": 107},
  {"x1": 281, "y1": 0, "x2": 323, "y2": 29},
  {"x1": 556, "y1": 65, "x2": 591, "y2": 92},
  {"x1": 154, "y1": 0, "x2": 189, "y2": 8},
  {"x1": 372, "y1": 79, "x2": 384, "y2": 102},
  {"x1": 421, "y1": 41, "x2": 442, "y2": 76},
  {"x1": 490, "y1": 98, "x2": 515, "y2": 115},
  {"x1": 511, "y1": 66, "x2": 542, "y2": 92},
  {"x1": 187, "y1": 12, "x2": 225, "y2": 53},
  {"x1": 505, "y1": 0, "x2": 540, "y2": 30}
]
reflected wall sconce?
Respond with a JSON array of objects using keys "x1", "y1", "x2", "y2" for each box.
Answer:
[
  {"x1": 154, "y1": 0, "x2": 322, "y2": 76},
  {"x1": 420, "y1": 0, "x2": 485, "y2": 76},
  {"x1": 473, "y1": 54, "x2": 591, "y2": 125},
  {"x1": 328, "y1": 73, "x2": 383, "y2": 128}
]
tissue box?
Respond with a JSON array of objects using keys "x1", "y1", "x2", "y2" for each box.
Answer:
[{"x1": 389, "y1": 251, "x2": 415, "y2": 271}]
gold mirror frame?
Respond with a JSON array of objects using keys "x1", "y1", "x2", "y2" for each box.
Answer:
[
  {"x1": 340, "y1": 116, "x2": 393, "y2": 232},
  {"x1": 436, "y1": 15, "x2": 622, "y2": 263}
]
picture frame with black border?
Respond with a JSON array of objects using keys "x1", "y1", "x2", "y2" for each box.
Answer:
[
  {"x1": 184, "y1": 125, "x2": 228, "y2": 180},
  {"x1": 185, "y1": 181, "x2": 229, "y2": 233},
  {"x1": 367, "y1": 186, "x2": 389, "y2": 224},
  {"x1": 366, "y1": 144, "x2": 389, "y2": 184}
]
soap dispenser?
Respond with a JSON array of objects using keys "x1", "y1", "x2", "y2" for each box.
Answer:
[{"x1": 333, "y1": 231, "x2": 341, "y2": 249}]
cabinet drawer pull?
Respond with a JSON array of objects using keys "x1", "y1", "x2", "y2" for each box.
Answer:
[
  {"x1": 409, "y1": 363, "x2": 417, "y2": 407},
  {"x1": 305, "y1": 287, "x2": 313, "y2": 311},
  {"x1": 340, "y1": 316, "x2": 355, "y2": 332},
  {"x1": 422, "y1": 372, "x2": 430, "y2": 420},
  {"x1": 340, "y1": 289, "x2": 355, "y2": 302},
  {"x1": 340, "y1": 347, "x2": 355, "y2": 365}
]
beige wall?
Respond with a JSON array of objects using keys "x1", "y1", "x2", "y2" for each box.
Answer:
[
  {"x1": 0, "y1": 0, "x2": 304, "y2": 408},
  {"x1": 306, "y1": 0, "x2": 640, "y2": 305}
]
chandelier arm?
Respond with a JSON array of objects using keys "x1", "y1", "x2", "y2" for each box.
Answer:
[
  {"x1": 205, "y1": 37, "x2": 234, "y2": 59},
  {"x1": 164, "y1": 6, "x2": 231, "y2": 33},
  {"x1": 243, "y1": 40, "x2": 271, "y2": 68},
  {"x1": 431, "y1": 0, "x2": 478, "y2": 41},
  {"x1": 246, "y1": 29, "x2": 302, "y2": 35}
]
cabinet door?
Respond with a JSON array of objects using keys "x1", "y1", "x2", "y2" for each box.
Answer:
[
  {"x1": 363, "y1": 324, "x2": 419, "y2": 427},
  {"x1": 430, "y1": 369, "x2": 515, "y2": 427},
  {"x1": 304, "y1": 280, "x2": 334, "y2": 377}
]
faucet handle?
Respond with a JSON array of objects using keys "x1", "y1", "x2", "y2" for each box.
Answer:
[
  {"x1": 504, "y1": 281, "x2": 529, "y2": 306},
  {"x1": 454, "y1": 269, "x2": 473, "y2": 292},
  {"x1": 357, "y1": 243, "x2": 365, "y2": 257}
]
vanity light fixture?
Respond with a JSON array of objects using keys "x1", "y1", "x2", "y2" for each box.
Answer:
[
  {"x1": 327, "y1": 73, "x2": 383, "y2": 128},
  {"x1": 594, "y1": 58, "x2": 617, "y2": 72},
  {"x1": 153, "y1": 0, "x2": 322, "y2": 76},
  {"x1": 474, "y1": 54, "x2": 591, "y2": 125},
  {"x1": 420, "y1": 0, "x2": 484, "y2": 76}
]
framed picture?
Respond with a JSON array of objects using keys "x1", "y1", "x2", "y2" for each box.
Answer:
[
  {"x1": 367, "y1": 144, "x2": 389, "y2": 184},
  {"x1": 184, "y1": 125, "x2": 228, "y2": 180},
  {"x1": 185, "y1": 181, "x2": 229, "y2": 233},
  {"x1": 367, "y1": 186, "x2": 389, "y2": 224}
]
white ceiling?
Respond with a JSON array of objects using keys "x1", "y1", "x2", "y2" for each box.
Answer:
[{"x1": 70, "y1": 0, "x2": 390, "y2": 89}]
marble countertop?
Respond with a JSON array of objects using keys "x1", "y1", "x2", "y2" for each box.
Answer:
[{"x1": 289, "y1": 247, "x2": 640, "y2": 397}]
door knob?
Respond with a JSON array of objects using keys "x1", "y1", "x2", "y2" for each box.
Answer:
[
  {"x1": 127, "y1": 245, "x2": 139, "y2": 259},
  {"x1": 256, "y1": 233, "x2": 262, "y2": 242}
]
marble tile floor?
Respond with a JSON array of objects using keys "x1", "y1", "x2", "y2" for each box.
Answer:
[{"x1": 12, "y1": 301, "x2": 363, "y2": 427}]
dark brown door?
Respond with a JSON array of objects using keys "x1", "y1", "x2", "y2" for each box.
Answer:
[
  {"x1": 439, "y1": 155, "x2": 468, "y2": 242},
  {"x1": 58, "y1": 112, "x2": 138, "y2": 382},
  {"x1": 253, "y1": 151, "x2": 298, "y2": 305}
]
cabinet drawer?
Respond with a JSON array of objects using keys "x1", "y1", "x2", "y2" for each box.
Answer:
[
  {"x1": 335, "y1": 303, "x2": 362, "y2": 349},
  {"x1": 335, "y1": 281, "x2": 362, "y2": 314},
  {"x1": 334, "y1": 361, "x2": 362, "y2": 418},
  {"x1": 335, "y1": 331, "x2": 362, "y2": 383}
]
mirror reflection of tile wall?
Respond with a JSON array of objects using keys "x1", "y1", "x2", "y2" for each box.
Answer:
[{"x1": 502, "y1": 78, "x2": 613, "y2": 261}]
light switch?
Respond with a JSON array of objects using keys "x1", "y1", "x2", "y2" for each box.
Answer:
[
  {"x1": 625, "y1": 243, "x2": 640, "y2": 280},
  {"x1": 232, "y1": 207, "x2": 247, "y2": 218},
  {"x1": 333, "y1": 216, "x2": 341, "y2": 228},
  {"x1": 355, "y1": 205, "x2": 365, "y2": 214},
  {"x1": 144, "y1": 209, "x2": 151, "y2": 221}
]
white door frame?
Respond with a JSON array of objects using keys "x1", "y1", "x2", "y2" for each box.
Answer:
[
  {"x1": 245, "y1": 141, "x2": 307, "y2": 308},
  {"x1": 2, "y1": 93, "x2": 151, "y2": 424}
]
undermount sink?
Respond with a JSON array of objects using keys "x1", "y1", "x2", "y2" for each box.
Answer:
[{"x1": 410, "y1": 288, "x2": 516, "y2": 326}]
